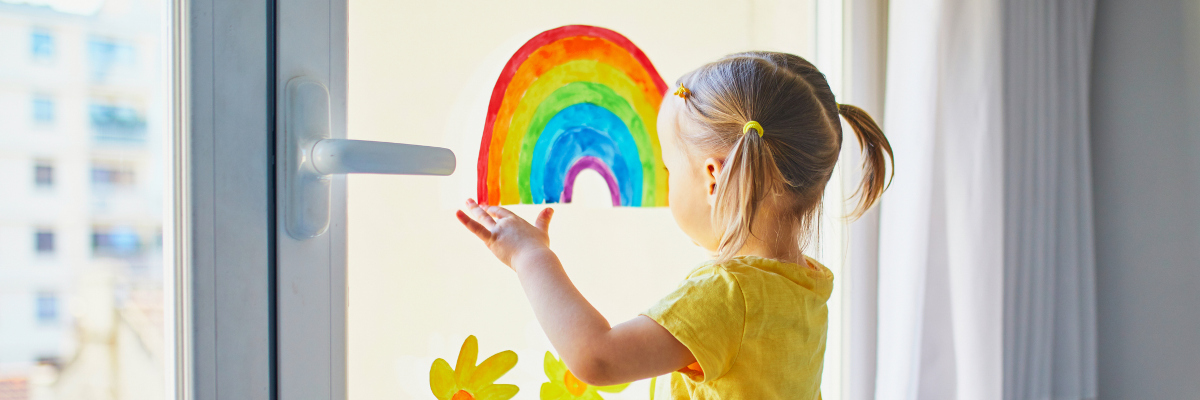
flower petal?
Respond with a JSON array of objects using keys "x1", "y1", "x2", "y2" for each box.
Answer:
[
  {"x1": 430, "y1": 358, "x2": 457, "y2": 399},
  {"x1": 468, "y1": 350, "x2": 518, "y2": 388},
  {"x1": 543, "y1": 351, "x2": 565, "y2": 383},
  {"x1": 456, "y1": 336, "x2": 479, "y2": 383},
  {"x1": 580, "y1": 389, "x2": 604, "y2": 400},
  {"x1": 595, "y1": 382, "x2": 630, "y2": 393},
  {"x1": 540, "y1": 381, "x2": 569, "y2": 400},
  {"x1": 475, "y1": 384, "x2": 519, "y2": 400}
]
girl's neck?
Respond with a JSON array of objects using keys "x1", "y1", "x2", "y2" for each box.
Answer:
[
  {"x1": 733, "y1": 236, "x2": 806, "y2": 266},
  {"x1": 729, "y1": 207, "x2": 809, "y2": 268}
]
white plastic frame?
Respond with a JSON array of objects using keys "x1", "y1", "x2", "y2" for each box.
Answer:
[
  {"x1": 274, "y1": 0, "x2": 349, "y2": 397},
  {"x1": 281, "y1": 76, "x2": 455, "y2": 239},
  {"x1": 183, "y1": 0, "x2": 275, "y2": 397}
]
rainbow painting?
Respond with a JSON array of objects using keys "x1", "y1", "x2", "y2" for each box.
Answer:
[{"x1": 477, "y1": 25, "x2": 669, "y2": 207}]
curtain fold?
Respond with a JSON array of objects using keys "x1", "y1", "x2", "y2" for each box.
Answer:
[
  {"x1": 1001, "y1": 2, "x2": 1098, "y2": 400},
  {"x1": 843, "y1": 1, "x2": 888, "y2": 399},
  {"x1": 873, "y1": 0, "x2": 1004, "y2": 399},
  {"x1": 858, "y1": 0, "x2": 1099, "y2": 399}
]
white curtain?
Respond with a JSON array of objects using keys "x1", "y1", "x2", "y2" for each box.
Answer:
[
  {"x1": 873, "y1": 0, "x2": 1004, "y2": 399},
  {"x1": 846, "y1": 0, "x2": 1099, "y2": 399},
  {"x1": 1001, "y1": 2, "x2": 1098, "y2": 400},
  {"x1": 842, "y1": 1, "x2": 887, "y2": 400}
]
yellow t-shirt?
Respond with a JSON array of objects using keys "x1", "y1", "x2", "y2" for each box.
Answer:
[{"x1": 643, "y1": 255, "x2": 833, "y2": 400}]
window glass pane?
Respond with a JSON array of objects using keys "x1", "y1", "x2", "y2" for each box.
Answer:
[
  {"x1": 33, "y1": 161, "x2": 54, "y2": 187},
  {"x1": 30, "y1": 29, "x2": 54, "y2": 59},
  {"x1": 0, "y1": 1, "x2": 170, "y2": 399},
  {"x1": 35, "y1": 230, "x2": 55, "y2": 254},
  {"x1": 346, "y1": 2, "x2": 820, "y2": 399},
  {"x1": 87, "y1": 38, "x2": 137, "y2": 82},
  {"x1": 91, "y1": 160, "x2": 137, "y2": 188},
  {"x1": 32, "y1": 96, "x2": 55, "y2": 123},
  {"x1": 35, "y1": 292, "x2": 58, "y2": 323}
]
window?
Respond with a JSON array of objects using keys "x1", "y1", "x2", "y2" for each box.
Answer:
[
  {"x1": 35, "y1": 230, "x2": 55, "y2": 254},
  {"x1": 87, "y1": 38, "x2": 136, "y2": 81},
  {"x1": 35, "y1": 292, "x2": 58, "y2": 323},
  {"x1": 35, "y1": 356, "x2": 61, "y2": 369},
  {"x1": 31, "y1": 29, "x2": 54, "y2": 59},
  {"x1": 32, "y1": 96, "x2": 55, "y2": 123},
  {"x1": 338, "y1": 2, "x2": 832, "y2": 398},
  {"x1": 34, "y1": 161, "x2": 54, "y2": 187},
  {"x1": 90, "y1": 160, "x2": 136, "y2": 188},
  {"x1": 89, "y1": 103, "x2": 146, "y2": 142},
  {"x1": 91, "y1": 226, "x2": 141, "y2": 257},
  {"x1": 2, "y1": 0, "x2": 170, "y2": 397}
]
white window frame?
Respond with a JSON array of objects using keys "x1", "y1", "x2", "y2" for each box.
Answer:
[
  {"x1": 273, "y1": 0, "x2": 348, "y2": 397},
  {"x1": 175, "y1": 0, "x2": 279, "y2": 397}
]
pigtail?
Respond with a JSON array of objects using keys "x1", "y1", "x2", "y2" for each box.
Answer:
[
  {"x1": 837, "y1": 103, "x2": 894, "y2": 219},
  {"x1": 710, "y1": 124, "x2": 786, "y2": 262},
  {"x1": 677, "y1": 52, "x2": 888, "y2": 262}
]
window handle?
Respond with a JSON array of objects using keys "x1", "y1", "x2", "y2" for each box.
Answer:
[
  {"x1": 310, "y1": 138, "x2": 454, "y2": 176},
  {"x1": 282, "y1": 76, "x2": 455, "y2": 239}
]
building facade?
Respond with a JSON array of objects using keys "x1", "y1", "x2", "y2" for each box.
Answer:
[{"x1": 0, "y1": 0, "x2": 165, "y2": 398}]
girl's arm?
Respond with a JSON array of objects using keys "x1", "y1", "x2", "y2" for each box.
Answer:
[{"x1": 456, "y1": 199, "x2": 695, "y2": 386}]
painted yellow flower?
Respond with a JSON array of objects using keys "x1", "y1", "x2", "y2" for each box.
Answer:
[
  {"x1": 430, "y1": 336, "x2": 519, "y2": 400},
  {"x1": 540, "y1": 352, "x2": 629, "y2": 400}
]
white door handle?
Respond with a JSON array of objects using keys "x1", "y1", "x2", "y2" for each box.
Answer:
[
  {"x1": 283, "y1": 76, "x2": 455, "y2": 239},
  {"x1": 311, "y1": 138, "x2": 454, "y2": 175}
]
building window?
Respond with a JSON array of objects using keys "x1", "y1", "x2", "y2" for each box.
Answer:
[
  {"x1": 32, "y1": 96, "x2": 55, "y2": 123},
  {"x1": 89, "y1": 103, "x2": 146, "y2": 142},
  {"x1": 34, "y1": 161, "x2": 54, "y2": 187},
  {"x1": 92, "y1": 226, "x2": 140, "y2": 257},
  {"x1": 35, "y1": 292, "x2": 58, "y2": 323},
  {"x1": 35, "y1": 230, "x2": 55, "y2": 254},
  {"x1": 87, "y1": 38, "x2": 135, "y2": 81},
  {"x1": 91, "y1": 160, "x2": 136, "y2": 188},
  {"x1": 35, "y1": 356, "x2": 61, "y2": 369},
  {"x1": 31, "y1": 30, "x2": 54, "y2": 59}
]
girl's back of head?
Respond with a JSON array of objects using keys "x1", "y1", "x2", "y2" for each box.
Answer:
[{"x1": 671, "y1": 51, "x2": 893, "y2": 262}]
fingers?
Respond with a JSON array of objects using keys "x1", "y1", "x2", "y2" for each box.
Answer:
[
  {"x1": 484, "y1": 205, "x2": 516, "y2": 219},
  {"x1": 534, "y1": 208, "x2": 554, "y2": 233},
  {"x1": 455, "y1": 210, "x2": 492, "y2": 242},
  {"x1": 464, "y1": 198, "x2": 496, "y2": 229}
]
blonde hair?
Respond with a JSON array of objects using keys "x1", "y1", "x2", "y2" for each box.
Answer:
[{"x1": 674, "y1": 51, "x2": 894, "y2": 262}]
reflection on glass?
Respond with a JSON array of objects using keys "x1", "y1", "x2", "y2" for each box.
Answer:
[{"x1": 0, "y1": 0, "x2": 168, "y2": 399}]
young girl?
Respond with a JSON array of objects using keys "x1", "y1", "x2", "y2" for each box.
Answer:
[{"x1": 456, "y1": 51, "x2": 892, "y2": 399}]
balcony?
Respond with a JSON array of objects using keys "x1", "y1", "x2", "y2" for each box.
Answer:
[{"x1": 89, "y1": 104, "x2": 146, "y2": 144}]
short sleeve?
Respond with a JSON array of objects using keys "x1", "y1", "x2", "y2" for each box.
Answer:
[{"x1": 641, "y1": 264, "x2": 746, "y2": 382}]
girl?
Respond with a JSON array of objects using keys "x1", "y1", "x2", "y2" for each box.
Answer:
[{"x1": 456, "y1": 51, "x2": 892, "y2": 399}]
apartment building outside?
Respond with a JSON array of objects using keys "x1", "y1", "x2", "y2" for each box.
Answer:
[{"x1": 0, "y1": 0, "x2": 166, "y2": 399}]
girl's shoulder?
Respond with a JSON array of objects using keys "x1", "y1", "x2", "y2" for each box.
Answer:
[
  {"x1": 710, "y1": 255, "x2": 831, "y2": 278},
  {"x1": 703, "y1": 255, "x2": 834, "y2": 300}
]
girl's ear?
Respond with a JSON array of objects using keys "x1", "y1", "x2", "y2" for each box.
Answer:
[{"x1": 704, "y1": 157, "x2": 723, "y2": 205}]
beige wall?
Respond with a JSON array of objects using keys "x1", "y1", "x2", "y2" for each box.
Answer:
[{"x1": 346, "y1": 2, "x2": 819, "y2": 398}]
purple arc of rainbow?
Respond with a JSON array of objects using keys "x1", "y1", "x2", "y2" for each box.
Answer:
[{"x1": 561, "y1": 156, "x2": 621, "y2": 206}]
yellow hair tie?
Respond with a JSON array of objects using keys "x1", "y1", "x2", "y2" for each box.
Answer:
[
  {"x1": 673, "y1": 84, "x2": 690, "y2": 99},
  {"x1": 743, "y1": 121, "x2": 764, "y2": 137}
]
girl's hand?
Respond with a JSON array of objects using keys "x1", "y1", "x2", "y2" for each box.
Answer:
[
  {"x1": 456, "y1": 198, "x2": 695, "y2": 385},
  {"x1": 456, "y1": 198, "x2": 554, "y2": 269}
]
